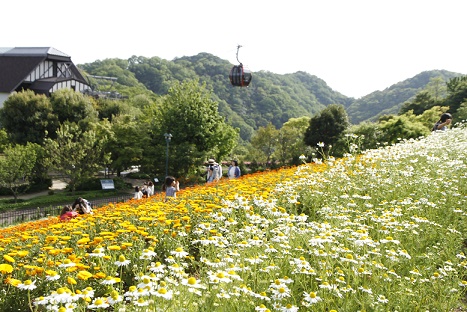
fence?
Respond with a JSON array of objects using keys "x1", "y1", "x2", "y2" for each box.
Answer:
[{"x1": 0, "y1": 194, "x2": 134, "y2": 228}]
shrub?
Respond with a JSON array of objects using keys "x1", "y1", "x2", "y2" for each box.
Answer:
[{"x1": 67, "y1": 177, "x2": 132, "y2": 192}]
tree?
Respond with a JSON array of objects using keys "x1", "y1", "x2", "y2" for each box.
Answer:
[
  {"x1": 425, "y1": 76, "x2": 447, "y2": 101},
  {"x1": 378, "y1": 113, "x2": 430, "y2": 145},
  {"x1": 157, "y1": 79, "x2": 237, "y2": 178},
  {"x1": 275, "y1": 116, "x2": 310, "y2": 166},
  {"x1": 0, "y1": 129, "x2": 8, "y2": 152},
  {"x1": 209, "y1": 122, "x2": 239, "y2": 163},
  {"x1": 50, "y1": 89, "x2": 99, "y2": 126},
  {"x1": 0, "y1": 143, "x2": 40, "y2": 202},
  {"x1": 444, "y1": 76, "x2": 467, "y2": 114},
  {"x1": 96, "y1": 98, "x2": 140, "y2": 122},
  {"x1": 0, "y1": 90, "x2": 58, "y2": 145},
  {"x1": 44, "y1": 122, "x2": 110, "y2": 194},
  {"x1": 455, "y1": 101, "x2": 467, "y2": 122},
  {"x1": 347, "y1": 122, "x2": 384, "y2": 151},
  {"x1": 304, "y1": 104, "x2": 349, "y2": 156},
  {"x1": 399, "y1": 91, "x2": 438, "y2": 115},
  {"x1": 250, "y1": 123, "x2": 279, "y2": 167},
  {"x1": 415, "y1": 106, "x2": 449, "y2": 130},
  {"x1": 105, "y1": 115, "x2": 145, "y2": 176}
]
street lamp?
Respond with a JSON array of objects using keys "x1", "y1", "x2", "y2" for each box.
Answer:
[{"x1": 164, "y1": 133, "x2": 172, "y2": 177}]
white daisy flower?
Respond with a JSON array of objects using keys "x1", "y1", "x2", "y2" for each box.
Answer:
[
  {"x1": 87, "y1": 297, "x2": 109, "y2": 309},
  {"x1": 171, "y1": 247, "x2": 189, "y2": 258},
  {"x1": 115, "y1": 254, "x2": 131, "y2": 266},
  {"x1": 17, "y1": 280, "x2": 37, "y2": 291}
]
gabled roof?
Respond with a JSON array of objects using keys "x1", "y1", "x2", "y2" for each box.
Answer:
[
  {"x1": 0, "y1": 47, "x2": 70, "y2": 59},
  {"x1": 0, "y1": 47, "x2": 87, "y2": 93}
]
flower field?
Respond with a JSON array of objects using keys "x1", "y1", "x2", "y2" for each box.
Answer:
[{"x1": 1, "y1": 126, "x2": 467, "y2": 312}]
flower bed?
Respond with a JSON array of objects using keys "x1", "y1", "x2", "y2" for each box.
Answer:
[{"x1": 1, "y1": 126, "x2": 467, "y2": 311}]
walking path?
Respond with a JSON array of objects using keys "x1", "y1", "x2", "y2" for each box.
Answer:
[{"x1": 0, "y1": 180, "x2": 67, "y2": 200}]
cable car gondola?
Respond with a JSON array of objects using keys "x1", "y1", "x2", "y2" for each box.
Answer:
[{"x1": 229, "y1": 45, "x2": 252, "y2": 87}]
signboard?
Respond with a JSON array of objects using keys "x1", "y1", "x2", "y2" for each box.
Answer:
[{"x1": 100, "y1": 179, "x2": 115, "y2": 190}]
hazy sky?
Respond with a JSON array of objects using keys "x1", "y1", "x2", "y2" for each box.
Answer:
[{"x1": 3, "y1": 0, "x2": 466, "y2": 98}]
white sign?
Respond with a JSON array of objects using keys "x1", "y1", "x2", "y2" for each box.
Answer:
[{"x1": 100, "y1": 179, "x2": 115, "y2": 190}]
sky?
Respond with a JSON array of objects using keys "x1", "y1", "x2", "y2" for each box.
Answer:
[{"x1": 2, "y1": 0, "x2": 467, "y2": 98}]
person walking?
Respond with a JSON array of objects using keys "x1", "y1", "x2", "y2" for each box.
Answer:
[
  {"x1": 206, "y1": 159, "x2": 222, "y2": 183},
  {"x1": 227, "y1": 160, "x2": 241, "y2": 179}
]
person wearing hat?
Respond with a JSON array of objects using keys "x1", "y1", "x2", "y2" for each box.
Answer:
[{"x1": 206, "y1": 158, "x2": 222, "y2": 183}]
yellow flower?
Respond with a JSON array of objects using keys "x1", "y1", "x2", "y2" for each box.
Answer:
[
  {"x1": 67, "y1": 277, "x2": 77, "y2": 285},
  {"x1": 45, "y1": 270, "x2": 58, "y2": 276},
  {"x1": 3, "y1": 255, "x2": 15, "y2": 263},
  {"x1": 77, "y1": 237, "x2": 90, "y2": 245},
  {"x1": 0, "y1": 263, "x2": 14, "y2": 274},
  {"x1": 93, "y1": 237, "x2": 104, "y2": 244},
  {"x1": 94, "y1": 272, "x2": 106, "y2": 279},
  {"x1": 17, "y1": 250, "x2": 29, "y2": 258},
  {"x1": 7, "y1": 278, "x2": 21, "y2": 286},
  {"x1": 77, "y1": 270, "x2": 93, "y2": 280}
]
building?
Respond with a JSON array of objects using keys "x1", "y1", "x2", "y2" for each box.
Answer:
[{"x1": 0, "y1": 47, "x2": 90, "y2": 108}]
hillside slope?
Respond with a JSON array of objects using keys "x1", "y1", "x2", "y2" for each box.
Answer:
[{"x1": 79, "y1": 55, "x2": 464, "y2": 135}]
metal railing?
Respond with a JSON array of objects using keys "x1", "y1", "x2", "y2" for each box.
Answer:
[{"x1": 0, "y1": 194, "x2": 134, "y2": 228}]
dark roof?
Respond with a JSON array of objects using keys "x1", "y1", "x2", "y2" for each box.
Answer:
[
  {"x1": 0, "y1": 47, "x2": 70, "y2": 59},
  {"x1": 30, "y1": 77, "x2": 74, "y2": 93},
  {"x1": 0, "y1": 56, "x2": 44, "y2": 92},
  {"x1": 0, "y1": 47, "x2": 87, "y2": 93}
]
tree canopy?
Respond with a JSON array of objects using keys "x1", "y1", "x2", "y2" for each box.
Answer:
[
  {"x1": 44, "y1": 122, "x2": 110, "y2": 194},
  {"x1": 304, "y1": 104, "x2": 349, "y2": 155},
  {"x1": 155, "y1": 79, "x2": 238, "y2": 179},
  {"x1": 0, "y1": 90, "x2": 58, "y2": 145},
  {"x1": 0, "y1": 143, "x2": 40, "y2": 201}
]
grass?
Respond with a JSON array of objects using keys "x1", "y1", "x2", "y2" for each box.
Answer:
[{"x1": 0, "y1": 186, "x2": 134, "y2": 212}]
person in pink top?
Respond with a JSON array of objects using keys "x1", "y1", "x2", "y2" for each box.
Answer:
[{"x1": 60, "y1": 205, "x2": 78, "y2": 221}]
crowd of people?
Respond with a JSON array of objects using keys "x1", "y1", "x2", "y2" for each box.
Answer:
[
  {"x1": 58, "y1": 111, "x2": 450, "y2": 222},
  {"x1": 59, "y1": 159, "x2": 242, "y2": 221},
  {"x1": 134, "y1": 181, "x2": 155, "y2": 199}
]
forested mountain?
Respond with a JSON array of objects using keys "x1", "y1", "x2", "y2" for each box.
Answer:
[
  {"x1": 78, "y1": 54, "x2": 464, "y2": 139},
  {"x1": 346, "y1": 70, "x2": 463, "y2": 124}
]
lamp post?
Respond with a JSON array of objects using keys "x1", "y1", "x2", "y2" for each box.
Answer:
[{"x1": 164, "y1": 133, "x2": 172, "y2": 177}]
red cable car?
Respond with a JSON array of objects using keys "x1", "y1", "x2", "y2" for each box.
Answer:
[{"x1": 229, "y1": 45, "x2": 252, "y2": 87}]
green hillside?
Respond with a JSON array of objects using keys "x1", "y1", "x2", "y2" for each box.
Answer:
[
  {"x1": 346, "y1": 70, "x2": 462, "y2": 123},
  {"x1": 78, "y1": 54, "x2": 464, "y2": 138}
]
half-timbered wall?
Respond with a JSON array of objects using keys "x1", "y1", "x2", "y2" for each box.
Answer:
[
  {"x1": 50, "y1": 80, "x2": 88, "y2": 93},
  {"x1": 24, "y1": 60, "x2": 75, "y2": 82}
]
